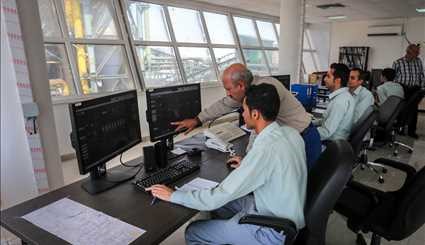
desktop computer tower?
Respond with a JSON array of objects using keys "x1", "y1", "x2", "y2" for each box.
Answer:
[
  {"x1": 154, "y1": 141, "x2": 168, "y2": 168},
  {"x1": 143, "y1": 145, "x2": 157, "y2": 172}
]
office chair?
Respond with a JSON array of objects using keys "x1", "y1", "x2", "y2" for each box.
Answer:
[
  {"x1": 366, "y1": 96, "x2": 405, "y2": 183},
  {"x1": 393, "y1": 90, "x2": 424, "y2": 155},
  {"x1": 239, "y1": 140, "x2": 355, "y2": 245},
  {"x1": 335, "y1": 160, "x2": 425, "y2": 245},
  {"x1": 348, "y1": 106, "x2": 378, "y2": 169}
]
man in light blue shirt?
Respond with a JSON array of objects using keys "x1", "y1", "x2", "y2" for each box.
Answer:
[
  {"x1": 376, "y1": 68, "x2": 404, "y2": 105},
  {"x1": 348, "y1": 68, "x2": 375, "y2": 124},
  {"x1": 316, "y1": 64, "x2": 355, "y2": 141},
  {"x1": 147, "y1": 84, "x2": 307, "y2": 245}
]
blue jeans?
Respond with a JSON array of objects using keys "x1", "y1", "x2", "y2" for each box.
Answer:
[
  {"x1": 185, "y1": 195, "x2": 285, "y2": 245},
  {"x1": 301, "y1": 123, "x2": 322, "y2": 170}
]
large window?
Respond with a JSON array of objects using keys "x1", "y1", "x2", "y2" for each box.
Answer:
[
  {"x1": 302, "y1": 29, "x2": 320, "y2": 80},
  {"x1": 234, "y1": 16, "x2": 279, "y2": 75},
  {"x1": 38, "y1": 0, "x2": 134, "y2": 97},
  {"x1": 127, "y1": 2, "x2": 170, "y2": 42},
  {"x1": 37, "y1": 0, "x2": 280, "y2": 98}
]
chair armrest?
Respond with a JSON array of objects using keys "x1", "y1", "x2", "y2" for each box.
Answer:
[
  {"x1": 239, "y1": 215, "x2": 297, "y2": 244},
  {"x1": 373, "y1": 158, "x2": 416, "y2": 179},
  {"x1": 346, "y1": 181, "x2": 382, "y2": 205}
]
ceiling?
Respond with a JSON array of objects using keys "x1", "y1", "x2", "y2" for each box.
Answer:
[{"x1": 197, "y1": 0, "x2": 425, "y2": 22}]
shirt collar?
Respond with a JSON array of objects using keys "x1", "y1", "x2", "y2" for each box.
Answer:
[
  {"x1": 402, "y1": 56, "x2": 419, "y2": 63},
  {"x1": 329, "y1": 87, "x2": 348, "y2": 100},
  {"x1": 254, "y1": 121, "x2": 279, "y2": 144},
  {"x1": 351, "y1": 86, "x2": 363, "y2": 96}
]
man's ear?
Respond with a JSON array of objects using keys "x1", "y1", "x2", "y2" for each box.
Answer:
[
  {"x1": 251, "y1": 109, "x2": 260, "y2": 120},
  {"x1": 334, "y1": 77, "x2": 341, "y2": 87}
]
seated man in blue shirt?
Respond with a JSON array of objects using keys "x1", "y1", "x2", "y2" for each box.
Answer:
[
  {"x1": 147, "y1": 84, "x2": 307, "y2": 245},
  {"x1": 348, "y1": 68, "x2": 374, "y2": 124},
  {"x1": 316, "y1": 63, "x2": 355, "y2": 141}
]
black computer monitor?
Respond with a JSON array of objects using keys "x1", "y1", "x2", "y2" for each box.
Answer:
[
  {"x1": 369, "y1": 69, "x2": 383, "y2": 90},
  {"x1": 69, "y1": 90, "x2": 141, "y2": 194},
  {"x1": 146, "y1": 83, "x2": 201, "y2": 149},
  {"x1": 271, "y1": 75, "x2": 291, "y2": 90}
]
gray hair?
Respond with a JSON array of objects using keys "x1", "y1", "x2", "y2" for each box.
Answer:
[{"x1": 230, "y1": 68, "x2": 254, "y2": 87}]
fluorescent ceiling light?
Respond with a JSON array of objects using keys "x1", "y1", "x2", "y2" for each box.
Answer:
[
  {"x1": 416, "y1": 8, "x2": 425, "y2": 13},
  {"x1": 327, "y1": 15, "x2": 347, "y2": 20}
]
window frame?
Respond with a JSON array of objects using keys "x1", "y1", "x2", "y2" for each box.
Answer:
[
  {"x1": 42, "y1": 0, "x2": 139, "y2": 100},
  {"x1": 38, "y1": 0, "x2": 280, "y2": 102},
  {"x1": 232, "y1": 14, "x2": 279, "y2": 76},
  {"x1": 302, "y1": 28, "x2": 320, "y2": 78}
]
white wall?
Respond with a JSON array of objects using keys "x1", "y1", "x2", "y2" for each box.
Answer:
[
  {"x1": 1, "y1": 13, "x2": 38, "y2": 210},
  {"x1": 329, "y1": 17, "x2": 425, "y2": 69},
  {"x1": 54, "y1": 86, "x2": 226, "y2": 156}
]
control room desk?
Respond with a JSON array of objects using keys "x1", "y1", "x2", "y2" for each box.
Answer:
[{"x1": 1, "y1": 136, "x2": 249, "y2": 245}]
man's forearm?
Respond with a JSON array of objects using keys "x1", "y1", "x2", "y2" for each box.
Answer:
[{"x1": 197, "y1": 96, "x2": 241, "y2": 123}]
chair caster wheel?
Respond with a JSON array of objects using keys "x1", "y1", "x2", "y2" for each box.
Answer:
[
  {"x1": 393, "y1": 151, "x2": 398, "y2": 156},
  {"x1": 408, "y1": 149, "x2": 413, "y2": 153},
  {"x1": 378, "y1": 177, "x2": 384, "y2": 184},
  {"x1": 360, "y1": 165, "x2": 365, "y2": 170},
  {"x1": 382, "y1": 168, "x2": 388, "y2": 174}
]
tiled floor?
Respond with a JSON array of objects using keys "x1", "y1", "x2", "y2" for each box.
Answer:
[{"x1": 327, "y1": 114, "x2": 425, "y2": 245}]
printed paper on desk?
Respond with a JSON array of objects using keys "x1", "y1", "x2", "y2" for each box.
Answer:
[
  {"x1": 177, "y1": 177, "x2": 219, "y2": 192},
  {"x1": 171, "y1": 147, "x2": 186, "y2": 155},
  {"x1": 22, "y1": 198, "x2": 145, "y2": 245}
]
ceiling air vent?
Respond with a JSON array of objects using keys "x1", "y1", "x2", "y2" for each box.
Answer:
[{"x1": 316, "y1": 3, "x2": 346, "y2": 9}]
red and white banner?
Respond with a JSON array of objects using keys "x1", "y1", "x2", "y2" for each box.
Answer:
[{"x1": 2, "y1": 0, "x2": 49, "y2": 194}]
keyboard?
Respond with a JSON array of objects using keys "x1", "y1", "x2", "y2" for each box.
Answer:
[{"x1": 133, "y1": 159, "x2": 200, "y2": 190}]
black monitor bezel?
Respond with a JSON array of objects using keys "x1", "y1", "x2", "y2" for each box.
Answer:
[
  {"x1": 69, "y1": 90, "x2": 142, "y2": 175},
  {"x1": 146, "y1": 83, "x2": 201, "y2": 142},
  {"x1": 271, "y1": 75, "x2": 291, "y2": 90}
]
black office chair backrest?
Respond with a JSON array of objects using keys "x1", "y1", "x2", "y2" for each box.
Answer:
[
  {"x1": 348, "y1": 106, "x2": 378, "y2": 156},
  {"x1": 297, "y1": 140, "x2": 355, "y2": 245},
  {"x1": 377, "y1": 96, "x2": 404, "y2": 132},
  {"x1": 389, "y1": 166, "x2": 425, "y2": 240}
]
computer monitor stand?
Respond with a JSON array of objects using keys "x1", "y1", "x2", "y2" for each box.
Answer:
[{"x1": 81, "y1": 160, "x2": 140, "y2": 195}]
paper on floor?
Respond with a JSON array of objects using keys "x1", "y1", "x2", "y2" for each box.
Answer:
[{"x1": 22, "y1": 198, "x2": 145, "y2": 245}]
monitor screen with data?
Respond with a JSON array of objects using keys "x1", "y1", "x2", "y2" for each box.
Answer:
[
  {"x1": 146, "y1": 84, "x2": 201, "y2": 142},
  {"x1": 69, "y1": 90, "x2": 141, "y2": 174}
]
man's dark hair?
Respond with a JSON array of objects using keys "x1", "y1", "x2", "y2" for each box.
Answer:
[
  {"x1": 245, "y1": 84, "x2": 280, "y2": 121},
  {"x1": 330, "y1": 63, "x2": 338, "y2": 70},
  {"x1": 350, "y1": 67, "x2": 368, "y2": 81},
  {"x1": 333, "y1": 63, "x2": 350, "y2": 87},
  {"x1": 382, "y1": 68, "x2": 396, "y2": 81}
]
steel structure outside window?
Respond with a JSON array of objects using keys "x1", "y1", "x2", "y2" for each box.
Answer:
[{"x1": 37, "y1": 0, "x2": 280, "y2": 99}]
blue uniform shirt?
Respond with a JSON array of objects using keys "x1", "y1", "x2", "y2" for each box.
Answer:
[
  {"x1": 351, "y1": 86, "x2": 374, "y2": 124},
  {"x1": 171, "y1": 122, "x2": 308, "y2": 229},
  {"x1": 317, "y1": 87, "x2": 355, "y2": 141}
]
